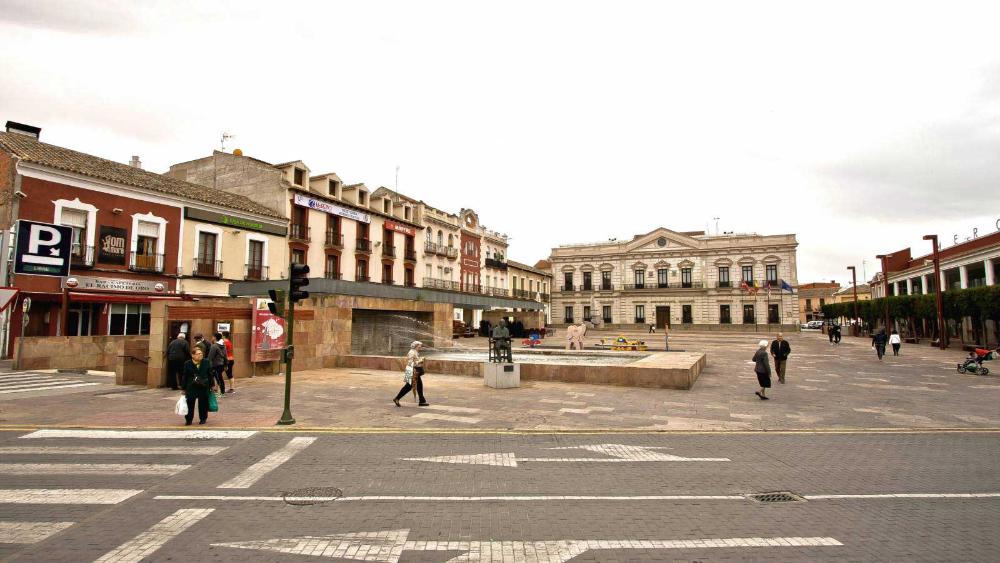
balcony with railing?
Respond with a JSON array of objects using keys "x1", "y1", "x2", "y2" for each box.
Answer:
[
  {"x1": 480, "y1": 286, "x2": 508, "y2": 297},
  {"x1": 290, "y1": 224, "x2": 310, "y2": 241},
  {"x1": 423, "y1": 278, "x2": 461, "y2": 291},
  {"x1": 558, "y1": 284, "x2": 575, "y2": 292},
  {"x1": 324, "y1": 270, "x2": 342, "y2": 280},
  {"x1": 325, "y1": 230, "x2": 344, "y2": 248},
  {"x1": 602, "y1": 316, "x2": 613, "y2": 324},
  {"x1": 355, "y1": 239, "x2": 372, "y2": 253},
  {"x1": 656, "y1": 282, "x2": 669, "y2": 289},
  {"x1": 193, "y1": 258, "x2": 223, "y2": 278},
  {"x1": 356, "y1": 274, "x2": 371, "y2": 282},
  {"x1": 382, "y1": 278, "x2": 394, "y2": 285},
  {"x1": 484, "y1": 257, "x2": 508, "y2": 270},
  {"x1": 130, "y1": 252, "x2": 164, "y2": 273},
  {"x1": 423, "y1": 241, "x2": 459, "y2": 259},
  {"x1": 444, "y1": 246, "x2": 458, "y2": 259},
  {"x1": 679, "y1": 281, "x2": 704, "y2": 289},
  {"x1": 382, "y1": 245, "x2": 396, "y2": 258},
  {"x1": 540, "y1": 293, "x2": 550, "y2": 302},
  {"x1": 564, "y1": 317, "x2": 574, "y2": 324},
  {"x1": 600, "y1": 283, "x2": 613, "y2": 291},
  {"x1": 244, "y1": 264, "x2": 268, "y2": 280},
  {"x1": 716, "y1": 280, "x2": 732, "y2": 288},
  {"x1": 623, "y1": 283, "x2": 651, "y2": 290},
  {"x1": 581, "y1": 283, "x2": 593, "y2": 292},
  {"x1": 404, "y1": 248, "x2": 417, "y2": 261},
  {"x1": 70, "y1": 244, "x2": 95, "y2": 267},
  {"x1": 635, "y1": 317, "x2": 646, "y2": 324}
]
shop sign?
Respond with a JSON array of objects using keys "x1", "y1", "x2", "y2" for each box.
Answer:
[
  {"x1": 217, "y1": 322, "x2": 231, "y2": 333},
  {"x1": 184, "y1": 208, "x2": 287, "y2": 236},
  {"x1": 293, "y1": 193, "x2": 371, "y2": 224},
  {"x1": 251, "y1": 297, "x2": 286, "y2": 362},
  {"x1": 384, "y1": 220, "x2": 415, "y2": 237},
  {"x1": 61, "y1": 275, "x2": 165, "y2": 293},
  {"x1": 14, "y1": 220, "x2": 72, "y2": 277},
  {"x1": 98, "y1": 226, "x2": 127, "y2": 265}
]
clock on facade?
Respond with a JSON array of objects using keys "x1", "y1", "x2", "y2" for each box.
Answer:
[{"x1": 657, "y1": 237, "x2": 667, "y2": 247}]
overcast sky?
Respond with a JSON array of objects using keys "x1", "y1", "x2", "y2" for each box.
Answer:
[{"x1": 2, "y1": 0, "x2": 998, "y2": 286}]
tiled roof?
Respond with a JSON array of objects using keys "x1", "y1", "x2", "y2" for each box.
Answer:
[
  {"x1": 508, "y1": 260, "x2": 552, "y2": 277},
  {"x1": 0, "y1": 133, "x2": 284, "y2": 220}
]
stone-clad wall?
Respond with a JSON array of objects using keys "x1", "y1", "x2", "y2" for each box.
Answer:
[{"x1": 14, "y1": 335, "x2": 147, "y2": 373}]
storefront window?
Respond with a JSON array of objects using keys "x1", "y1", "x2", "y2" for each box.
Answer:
[{"x1": 108, "y1": 303, "x2": 151, "y2": 335}]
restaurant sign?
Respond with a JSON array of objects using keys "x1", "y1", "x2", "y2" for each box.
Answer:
[
  {"x1": 383, "y1": 220, "x2": 415, "y2": 237},
  {"x1": 293, "y1": 193, "x2": 371, "y2": 224},
  {"x1": 184, "y1": 208, "x2": 287, "y2": 236},
  {"x1": 62, "y1": 275, "x2": 165, "y2": 293},
  {"x1": 98, "y1": 226, "x2": 127, "y2": 265}
]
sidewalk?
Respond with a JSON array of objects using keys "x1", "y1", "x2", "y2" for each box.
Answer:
[{"x1": 0, "y1": 332, "x2": 996, "y2": 431}]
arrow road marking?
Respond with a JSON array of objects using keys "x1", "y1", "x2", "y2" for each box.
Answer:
[
  {"x1": 95, "y1": 508, "x2": 214, "y2": 563},
  {"x1": 218, "y1": 436, "x2": 316, "y2": 488},
  {"x1": 213, "y1": 529, "x2": 842, "y2": 562},
  {"x1": 404, "y1": 444, "x2": 729, "y2": 466}
]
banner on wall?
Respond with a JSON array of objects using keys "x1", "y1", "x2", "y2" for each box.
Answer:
[
  {"x1": 251, "y1": 297, "x2": 286, "y2": 362},
  {"x1": 293, "y1": 193, "x2": 371, "y2": 224},
  {"x1": 98, "y1": 226, "x2": 127, "y2": 265}
]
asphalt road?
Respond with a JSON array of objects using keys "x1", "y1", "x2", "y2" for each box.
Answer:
[{"x1": 2, "y1": 428, "x2": 999, "y2": 562}]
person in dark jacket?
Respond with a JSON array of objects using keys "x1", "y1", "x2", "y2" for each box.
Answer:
[
  {"x1": 753, "y1": 340, "x2": 772, "y2": 400},
  {"x1": 182, "y1": 347, "x2": 217, "y2": 425},
  {"x1": 193, "y1": 334, "x2": 210, "y2": 357},
  {"x1": 166, "y1": 332, "x2": 190, "y2": 390},
  {"x1": 872, "y1": 328, "x2": 888, "y2": 360},
  {"x1": 769, "y1": 333, "x2": 791, "y2": 384},
  {"x1": 208, "y1": 332, "x2": 227, "y2": 395}
]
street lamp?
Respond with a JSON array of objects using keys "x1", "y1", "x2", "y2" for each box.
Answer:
[
  {"x1": 847, "y1": 266, "x2": 858, "y2": 336},
  {"x1": 923, "y1": 235, "x2": 946, "y2": 350},
  {"x1": 875, "y1": 254, "x2": 893, "y2": 332}
]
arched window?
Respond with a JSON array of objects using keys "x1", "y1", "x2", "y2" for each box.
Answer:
[
  {"x1": 447, "y1": 233, "x2": 453, "y2": 247},
  {"x1": 437, "y1": 230, "x2": 443, "y2": 245}
]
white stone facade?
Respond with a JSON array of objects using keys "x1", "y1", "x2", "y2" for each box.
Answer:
[{"x1": 550, "y1": 228, "x2": 800, "y2": 329}]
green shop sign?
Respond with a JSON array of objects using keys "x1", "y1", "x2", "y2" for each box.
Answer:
[{"x1": 184, "y1": 208, "x2": 287, "y2": 236}]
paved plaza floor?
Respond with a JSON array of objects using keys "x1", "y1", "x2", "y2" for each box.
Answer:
[{"x1": 0, "y1": 331, "x2": 996, "y2": 431}]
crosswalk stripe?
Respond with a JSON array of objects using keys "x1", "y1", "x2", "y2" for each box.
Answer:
[
  {"x1": 0, "y1": 463, "x2": 190, "y2": 476},
  {"x1": 0, "y1": 521, "x2": 74, "y2": 544},
  {"x1": 0, "y1": 382, "x2": 100, "y2": 394},
  {"x1": 95, "y1": 508, "x2": 214, "y2": 563},
  {"x1": 0, "y1": 375, "x2": 68, "y2": 384},
  {"x1": 218, "y1": 437, "x2": 316, "y2": 489},
  {"x1": 0, "y1": 379, "x2": 77, "y2": 390},
  {"x1": 20, "y1": 429, "x2": 257, "y2": 440},
  {"x1": 0, "y1": 489, "x2": 143, "y2": 504},
  {"x1": 0, "y1": 373, "x2": 60, "y2": 380},
  {"x1": 0, "y1": 446, "x2": 228, "y2": 455},
  {"x1": 411, "y1": 412, "x2": 482, "y2": 424}
]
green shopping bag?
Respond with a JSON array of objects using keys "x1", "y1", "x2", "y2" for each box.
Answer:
[{"x1": 208, "y1": 391, "x2": 219, "y2": 412}]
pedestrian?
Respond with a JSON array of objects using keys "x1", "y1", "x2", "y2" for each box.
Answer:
[
  {"x1": 769, "y1": 332, "x2": 791, "y2": 384},
  {"x1": 393, "y1": 341, "x2": 429, "y2": 407},
  {"x1": 222, "y1": 331, "x2": 236, "y2": 394},
  {"x1": 181, "y1": 346, "x2": 217, "y2": 425},
  {"x1": 872, "y1": 328, "x2": 888, "y2": 360},
  {"x1": 663, "y1": 323, "x2": 669, "y2": 351},
  {"x1": 208, "y1": 332, "x2": 227, "y2": 395},
  {"x1": 648, "y1": 323, "x2": 655, "y2": 333},
  {"x1": 753, "y1": 340, "x2": 772, "y2": 400},
  {"x1": 193, "y1": 333, "x2": 210, "y2": 357},
  {"x1": 166, "y1": 332, "x2": 190, "y2": 390},
  {"x1": 828, "y1": 322, "x2": 834, "y2": 344},
  {"x1": 833, "y1": 324, "x2": 842, "y2": 344},
  {"x1": 889, "y1": 329, "x2": 901, "y2": 356}
]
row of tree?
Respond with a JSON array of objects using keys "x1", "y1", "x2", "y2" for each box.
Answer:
[{"x1": 821, "y1": 285, "x2": 1000, "y2": 344}]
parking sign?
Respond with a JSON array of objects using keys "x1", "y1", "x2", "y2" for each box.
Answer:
[{"x1": 14, "y1": 220, "x2": 73, "y2": 277}]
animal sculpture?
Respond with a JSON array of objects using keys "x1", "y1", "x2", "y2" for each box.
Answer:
[{"x1": 565, "y1": 323, "x2": 588, "y2": 350}]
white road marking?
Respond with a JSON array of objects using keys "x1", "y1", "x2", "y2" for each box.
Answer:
[
  {"x1": 0, "y1": 521, "x2": 74, "y2": 544},
  {"x1": 0, "y1": 382, "x2": 100, "y2": 394},
  {"x1": 21, "y1": 429, "x2": 257, "y2": 440},
  {"x1": 0, "y1": 463, "x2": 190, "y2": 475},
  {"x1": 0, "y1": 377, "x2": 75, "y2": 387},
  {"x1": 0, "y1": 374, "x2": 64, "y2": 381},
  {"x1": 405, "y1": 444, "x2": 729, "y2": 466},
  {"x1": 410, "y1": 413, "x2": 482, "y2": 424},
  {"x1": 94, "y1": 508, "x2": 214, "y2": 563},
  {"x1": 0, "y1": 489, "x2": 143, "y2": 504},
  {"x1": 217, "y1": 436, "x2": 316, "y2": 488},
  {"x1": 0, "y1": 446, "x2": 228, "y2": 455},
  {"x1": 425, "y1": 405, "x2": 481, "y2": 414},
  {"x1": 212, "y1": 529, "x2": 842, "y2": 562},
  {"x1": 539, "y1": 399, "x2": 587, "y2": 406},
  {"x1": 559, "y1": 407, "x2": 615, "y2": 414},
  {"x1": 805, "y1": 493, "x2": 1000, "y2": 499}
]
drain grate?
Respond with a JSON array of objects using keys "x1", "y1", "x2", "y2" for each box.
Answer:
[
  {"x1": 282, "y1": 487, "x2": 343, "y2": 506},
  {"x1": 747, "y1": 491, "x2": 805, "y2": 504}
]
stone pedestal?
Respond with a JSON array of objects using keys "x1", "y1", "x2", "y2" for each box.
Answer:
[{"x1": 483, "y1": 362, "x2": 520, "y2": 388}]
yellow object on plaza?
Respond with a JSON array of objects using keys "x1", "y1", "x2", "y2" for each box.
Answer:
[{"x1": 609, "y1": 335, "x2": 648, "y2": 351}]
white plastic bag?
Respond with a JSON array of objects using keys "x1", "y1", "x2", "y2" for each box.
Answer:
[{"x1": 175, "y1": 396, "x2": 188, "y2": 417}]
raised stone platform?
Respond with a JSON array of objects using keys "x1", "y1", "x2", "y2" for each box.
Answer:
[
  {"x1": 335, "y1": 349, "x2": 706, "y2": 390},
  {"x1": 483, "y1": 362, "x2": 520, "y2": 388}
]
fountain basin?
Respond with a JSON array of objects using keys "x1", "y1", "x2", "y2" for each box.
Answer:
[{"x1": 335, "y1": 348, "x2": 706, "y2": 390}]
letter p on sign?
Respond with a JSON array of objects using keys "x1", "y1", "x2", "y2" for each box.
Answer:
[{"x1": 14, "y1": 220, "x2": 73, "y2": 277}]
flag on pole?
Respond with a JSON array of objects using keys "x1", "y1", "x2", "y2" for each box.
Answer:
[{"x1": 780, "y1": 279, "x2": 795, "y2": 293}]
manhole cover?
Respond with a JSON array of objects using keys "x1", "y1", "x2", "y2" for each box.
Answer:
[
  {"x1": 282, "y1": 487, "x2": 343, "y2": 505},
  {"x1": 746, "y1": 492, "x2": 805, "y2": 504}
]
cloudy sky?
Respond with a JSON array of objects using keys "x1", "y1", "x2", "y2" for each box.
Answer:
[{"x1": 2, "y1": 0, "x2": 998, "y2": 285}]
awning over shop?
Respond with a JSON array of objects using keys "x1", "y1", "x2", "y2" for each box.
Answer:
[{"x1": 68, "y1": 292, "x2": 184, "y2": 304}]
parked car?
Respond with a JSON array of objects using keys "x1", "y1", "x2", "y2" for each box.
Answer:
[{"x1": 801, "y1": 320, "x2": 824, "y2": 330}]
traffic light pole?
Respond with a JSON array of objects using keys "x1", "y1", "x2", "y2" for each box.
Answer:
[{"x1": 277, "y1": 292, "x2": 295, "y2": 425}]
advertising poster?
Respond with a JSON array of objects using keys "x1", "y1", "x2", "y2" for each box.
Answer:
[
  {"x1": 251, "y1": 297, "x2": 286, "y2": 362},
  {"x1": 98, "y1": 226, "x2": 127, "y2": 265}
]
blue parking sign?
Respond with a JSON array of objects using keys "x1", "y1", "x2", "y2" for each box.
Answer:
[{"x1": 14, "y1": 220, "x2": 73, "y2": 277}]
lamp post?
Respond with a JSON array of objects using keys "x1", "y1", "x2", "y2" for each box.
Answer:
[
  {"x1": 922, "y1": 235, "x2": 946, "y2": 350},
  {"x1": 875, "y1": 254, "x2": 893, "y2": 332},
  {"x1": 847, "y1": 266, "x2": 858, "y2": 336}
]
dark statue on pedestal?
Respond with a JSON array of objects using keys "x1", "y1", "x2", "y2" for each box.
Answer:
[{"x1": 489, "y1": 319, "x2": 513, "y2": 363}]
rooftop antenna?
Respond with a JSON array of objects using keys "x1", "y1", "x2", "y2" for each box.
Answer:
[
  {"x1": 394, "y1": 165, "x2": 400, "y2": 192},
  {"x1": 712, "y1": 217, "x2": 720, "y2": 235},
  {"x1": 220, "y1": 132, "x2": 234, "y2": 152}
]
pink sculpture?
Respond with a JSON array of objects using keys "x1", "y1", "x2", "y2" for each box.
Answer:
[{"x1": 565, "y1": 323, "x2": 588, "y2": 350}]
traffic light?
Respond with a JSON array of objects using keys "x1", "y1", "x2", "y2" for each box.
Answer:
[
  {"x1": 267, "y1": 289, "x2": 286, "y2": 317},
  {"x1": 289, "y1": 264, "x2": 310, "y2": 303}
]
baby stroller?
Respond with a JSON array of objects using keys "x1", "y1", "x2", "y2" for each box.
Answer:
[{"x1": 958, "y1": 348, "x2": 994, "y2": 376}]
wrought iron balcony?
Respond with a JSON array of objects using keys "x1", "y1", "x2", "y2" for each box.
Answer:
[
  {"x1": 602, "y1": 317, "x2": 613, "y2": 324},
  {"x1": 324, "y1": 270, "x2": 342, "y2": 280},
  {"x1": 484, "y1": 257, "x2": 508, "y2": 270},
  {"x1": 717, "y1": 280, "x2": 732, "y2": 288},
  {"x1": 404, "y1": 248, "x2": 417, "y2": 261},
  {"x1": 193, "y1": 258, "x2": 223, "y2": 278},
  {"x1": 382, "y1": 245, "x2": 395, "y2": 258},
  {"x1": 423, "y1": 278, "x2": 461, "y2": 291},
  {"x1": 600, "y1": 283, "x2": 613, "y2": 291},
  {"x1": 623, "y1": 284, "x2": 651, "y2": 290},
  {"x1": 635, "y1": 317, "x2": 646, "y2": 324},
  {"x1": 558, "y1": 284, "x2": 575, "y2": 292},
  {"x1": 244, "y1": 264, "x2": 268, "y2": 281},
  {"x1": 325, "y1": 230, "x2": 344, "y2": 248},
  {"x1": 70, "y1": 244, "x2": 95, "y2": 267},
  {"x1": 355, "y1": 239, "x2": 372, "y2": 253},
  {"x1": 130, "y1": 252, "x2": 164, "y2": 273},
  {"x1": 290, "y1": 224, "x2": 310, "y2": 241},
  {"x1": 356, "y1": 274, "x2": 371, "y2": 282}
]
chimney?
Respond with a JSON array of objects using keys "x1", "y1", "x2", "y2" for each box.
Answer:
[
  {"x1": 5, "y1": 121, "x2": 41, "y2": 140},
  {"x1": 129, "y1": 155, "x2": 142, "y2": 169}
]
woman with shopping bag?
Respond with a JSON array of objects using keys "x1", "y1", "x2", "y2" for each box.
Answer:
[
  {"x1": 392, "y1": 341, "x2": 429, "y2": 407},
  {"x1": 181, "y1": 347, "x2": 218, "y2": 425}
]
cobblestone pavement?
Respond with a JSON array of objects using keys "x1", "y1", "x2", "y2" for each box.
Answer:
[
  {"x1": 0, "y1": 428, "x2": 998, "y2": 561},
  {"x1": 0, "y1": 332, "x2": 996, "y2": 431}
]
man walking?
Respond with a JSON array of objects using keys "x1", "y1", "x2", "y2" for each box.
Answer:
[
  {"x1": 770, "y1": 332, "x2": 791, "y2": 384},
  {"x1": 166, "y1": 332, "x2": 190, "y2": 390},
  {"x1": 208, "y1": 332, "x2": 228, "y2": 395},
  {"x1": 872, "y1": 328, "x2": 888, "y2": 360},
  {"x1": 193, "y1": 334, "x2": 210, "y2": 357}
]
